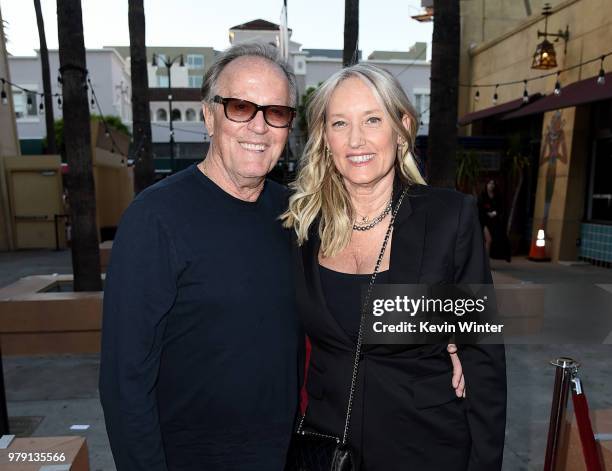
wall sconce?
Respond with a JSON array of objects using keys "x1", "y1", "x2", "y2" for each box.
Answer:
[{"x1": 531, "y1": 3, "x2": 570, "y2": 70}]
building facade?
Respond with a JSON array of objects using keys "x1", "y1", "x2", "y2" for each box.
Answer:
[
  {"x1": 459, "y1": 0, "x2": 612, "y2": 265},
  {"x1": 302, "y1": 47, "x2": 431, "y2": 136},
  {"x1": 109, "y1": 46, "x2": 215, "y2": 172},
  {"x1": 0, "y1": 4, "x2": 20, "y2": 250},
  {"x1": 8, "y1": 49, "x2": 132, "y2": 155}
]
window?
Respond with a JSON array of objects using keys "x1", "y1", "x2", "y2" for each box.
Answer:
[
  {"x1": 171, "y1": 109, "x2": 182, "y2": 121},
  {"x1": 12, "y1": 88, "x2": 38, "y2": 119},
  {"x1": 187, "y1": 54, "x2": 204, "y2": 69},
  {"x1": 188, "y1": 75, "x2": 202, "y2": 88},
  {"x1": 156, "y1": 109, "x2": 168, "y2": 121},
  {"x1": 156, "y1": 53, "x2": 167, "y2": 65},
  {"x1": 185, "y1": 108, "x2": 196, "y2": 122},
  {"x1": 414, "y1": 93, "x2": 430, "y2": 124},
  {"x1": 157, "y1": 75, "x2": 169, "y2": 88}
]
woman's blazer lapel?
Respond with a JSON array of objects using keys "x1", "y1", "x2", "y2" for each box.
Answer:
[
  {"x1": 388, "y1": 186, "x2": 428, "y2": 285},
  {"x1": 300, "y1": 234, "x2": 355, "y2": 349}
]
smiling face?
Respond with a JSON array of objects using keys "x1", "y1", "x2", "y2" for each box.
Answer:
[
  {"x1": 202, "y1": 56, "x2": 291, "y2": 184},
  {"x1": 325, "y1": 77, "x2": 402, "y2": 190}
]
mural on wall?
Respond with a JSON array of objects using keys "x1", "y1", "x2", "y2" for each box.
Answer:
[{"x1": 540, "y1": 110, "x2": 568, "y2": 230}]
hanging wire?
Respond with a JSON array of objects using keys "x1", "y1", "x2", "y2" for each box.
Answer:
[
  {"x1": 0, "y1": 76, "x2": 62, "y2": 102},
  {"x1": 87, "y1": 77, "x2": 126, "y2": 157},
  {"x1": 460, "y1": 50, "x2": 612, "y2": 90}
]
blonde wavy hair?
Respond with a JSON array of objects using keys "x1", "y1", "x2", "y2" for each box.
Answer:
[{"x1": 281, "y1": 63, "x2": 426, "y2": 257}]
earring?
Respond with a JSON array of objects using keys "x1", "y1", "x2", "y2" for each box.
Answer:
[{"x1": 325, "y1": 146, "x2": 332, "y2": 158}]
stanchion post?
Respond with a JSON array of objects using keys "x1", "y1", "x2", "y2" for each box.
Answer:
[{"x1": 544, "y1": 357, "x2": 580, "y2": 471}]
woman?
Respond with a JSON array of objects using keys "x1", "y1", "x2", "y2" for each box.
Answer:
[
  {"x1": 479, "y1": 179, "x2": 512, "y2": 262},
  {"x1": 282, "y1": 64, "x2": 506, "y2": 470}
]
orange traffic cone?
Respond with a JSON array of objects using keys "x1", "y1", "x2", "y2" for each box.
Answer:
[{"x1": 528, "y1": 228, "x2": 551, "y2": 261}]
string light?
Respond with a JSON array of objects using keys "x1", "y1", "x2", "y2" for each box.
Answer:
[
  {"x1": 522, "y1": 80, "x2": 529, "y2": 103},
  {"x1": 0, "y1": 74, "x2": 127, "y2": 157},
  {"x1": 463, "y1": 50, "x2": 612, "y2": 104},
  {"x1": 0, "y1": 77, "x2": 62, "y2": 107},
  {"x1": 597, "y1": 56, "x2": 606, "y2": 85},
  {"x1": 0, "y1": 79, "x2": 7, "y2": 105},
  {"x1": 87, "y1": 77, "x2": 127, "y2": 157}
]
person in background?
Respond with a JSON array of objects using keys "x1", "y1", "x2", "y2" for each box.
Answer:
[{"x1": 479, "y1": 179, "x2": 512, "y2": 262}]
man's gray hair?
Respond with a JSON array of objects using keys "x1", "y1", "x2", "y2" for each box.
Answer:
[{"x1": 201, "y1": 42, "x2": 297, "y2": 107}]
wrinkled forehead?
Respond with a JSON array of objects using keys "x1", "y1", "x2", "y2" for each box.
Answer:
[{"x1": 216, "y1": 56, "x2": 290, "y2": 103}]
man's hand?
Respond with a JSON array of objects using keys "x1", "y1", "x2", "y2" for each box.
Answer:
[{"x1": 447, "y1": 344, "x2": 466, "y2": 398}]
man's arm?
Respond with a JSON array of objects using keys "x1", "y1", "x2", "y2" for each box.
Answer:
[
  {"x1": 454, "y1": 194, "x2": 507, "y2": 471},
  {"x1": 99, "y1": 200, "x2": 180, "y2": 471}
]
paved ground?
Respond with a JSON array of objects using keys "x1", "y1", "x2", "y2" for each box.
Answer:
[
  {"x1": 1, "y1": 250, "x2": 612, "y2": 470},
  {"x1": 0, "y1": 249, "x2": 73, "y2": 288}
]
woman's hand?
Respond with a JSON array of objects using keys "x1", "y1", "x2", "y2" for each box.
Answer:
[{"x1": 447, "y1": 344, "x2": 466, "y2": 398}]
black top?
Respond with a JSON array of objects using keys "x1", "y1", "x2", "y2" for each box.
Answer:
[
  {"x1": 100, "y1": 165, "x2": 300, "y2": 471},
  {"x1": 319, "y1": 265, "x2": 389, "y2": 341}
]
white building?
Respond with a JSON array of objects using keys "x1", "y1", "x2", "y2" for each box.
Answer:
[
  {"x1": 108, "y1": 45, "x2": 215, "y2": 170},
  {"x1": 301, "y1": 46, "x2": 431, "y2": 136},
  {"x1": 8, "y1": 49, "x2": 131, "y2": 154},
  {"x1": 226, "y1": 20, "x2": 431, "y2": 135},
  {"x1": 8, "y1": 19, "x2": 431, "y2": 172}
]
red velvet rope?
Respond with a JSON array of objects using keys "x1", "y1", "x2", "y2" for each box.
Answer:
[{"x1": 572, "y1": 389, "x2": 603, "y2": 471}]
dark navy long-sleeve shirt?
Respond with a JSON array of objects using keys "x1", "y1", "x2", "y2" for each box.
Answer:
[{"x1": 99, "y1": 164, "x2": 300, "y2": 471}]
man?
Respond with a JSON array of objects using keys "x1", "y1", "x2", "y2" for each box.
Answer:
[
  {"x1": 100, "y1": 43, "x2": 301, "y2": 471},
  {"x1": 100, "y1": 42, "x2": 464, "y2": 470}
]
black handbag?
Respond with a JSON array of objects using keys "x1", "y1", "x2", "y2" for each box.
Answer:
[{"x1": 284, "y1": 189, "x2": 409, "y2": 471}]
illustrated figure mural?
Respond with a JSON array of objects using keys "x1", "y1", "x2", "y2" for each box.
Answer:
[{"x1": 540, "y1": 110, "x2": 568, "y2": 231}]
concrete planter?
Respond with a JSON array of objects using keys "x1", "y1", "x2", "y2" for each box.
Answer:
[{"x1": 0, "y1": 274, "x2": 102, "y2": 355}]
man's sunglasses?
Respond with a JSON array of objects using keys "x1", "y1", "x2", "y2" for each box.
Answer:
[{"x1": 212, "y1": 95, "x2": 296, "y2": 128}]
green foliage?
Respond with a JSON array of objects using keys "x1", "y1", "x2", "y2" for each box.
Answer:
[
  {"x1": 91, "y1": 114, "x2": 131, "y2": 136},
  {"x1": 297, "y1": 85, "x2": 319, "y2": 136},
  {"x1": 44, "y1": 115, "x2": 130, "y2": 159},
  {"x1": 455, "y1": 148, "x2": 481, "y2": 194}
]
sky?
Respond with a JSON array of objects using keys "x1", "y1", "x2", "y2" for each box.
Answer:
[{"x1": 1, "y1": 0, "x2": 433, "y2": 60}]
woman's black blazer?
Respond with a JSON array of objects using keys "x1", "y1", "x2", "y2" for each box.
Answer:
[{"x1": 294, "y1": 182, "x2": 507, "y2": 471}]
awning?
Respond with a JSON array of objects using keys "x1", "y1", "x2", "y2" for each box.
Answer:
[
  {"x1": 502, "y1": 72, "x2": 612, "y2": 120},
  {"x1": 458, "y1": 94, "x2": 542, "y2": 126}
]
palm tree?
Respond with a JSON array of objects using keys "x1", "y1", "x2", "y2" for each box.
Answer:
[
  {"x1": 128, "y1": 0, "x2": 154, "y2": 193},
  {"x1": 57, "y1": 0, "x2": 102, "y2": 291},
  {"x1": 33, "y1": 0, "x2": 56, "y2": 154},
  {"x1": 343, "y1": 0, "x2": 359, "y2": 67},
  {"x1": 427, "y1": 0, "x2": 460, "y2": 188}
]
